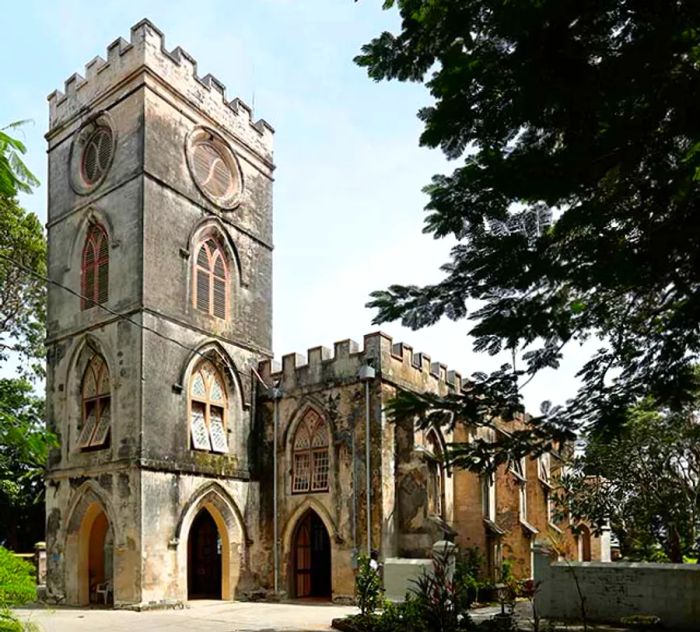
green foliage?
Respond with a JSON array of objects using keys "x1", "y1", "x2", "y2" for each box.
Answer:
[
  {"x1": 0, "y1": 612, "x2": 24, "y2": 632},
  {"x1": 357, "y1": 0, "x2": 700, "y2": 457},
  {"x1": 346, "y1": 552, "x2": 479, "y2": 632},
  {"x1": 0, "y1": 197, "x2": 46, "y2": 378},
  {"x1": 355, "y1": 554, "x2": 383, "y2": 616},
  {"x1": 0, "y1": 122, "x2": 39, "y2": 199},
  {"x1": 0, "y1": 380, "x2": 54, "y2": 550},
  {"x1": 0, "y1": 547, "x2": 35, "y2": 608},
  {"x1": 407, "y1": 552, "x2": 474, "y2": 632},
  {"x1": 558, "y1": 397, "x2": 700, "y2": 562}
]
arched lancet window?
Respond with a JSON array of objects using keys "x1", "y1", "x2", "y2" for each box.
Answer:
[
  {"x1": 190, "y1": 360, "x2": 228, "y2": 453},
  {"x1": 193, "y1": 239, "x2": 229, "y2": 319},
  {"x1": 292, "y1": 410, "x2": 330, "y2": 493},
  {"x1": 426, "y1": 430, "x2": 445, "y2": 518},
  {"x1": 81, "y1": 223, "x2": 109, "y2": 310},
  {"x1": 78, "y1": 355, "x2": 111, "y2": 449}
]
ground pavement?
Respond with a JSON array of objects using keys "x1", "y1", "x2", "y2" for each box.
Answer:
[{"x1": 15, "y1": 600, "x2": 506, "y2": 632}]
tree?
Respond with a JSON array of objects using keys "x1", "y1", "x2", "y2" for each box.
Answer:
[
  {"x1": 0, "y1": 197, "x2": 46, "y2": 378},
  {"x1": 0, "y1": 379, "x2": 52, "y2": 552},
  {"x1": 0, "y1": 122, "x2": 39, "y2": 199},
  {"x1": 356, "y1": 1, "x2": 700, "y2": 458},
  {"x1": 559, "y1": 398, "x2": 700, "y2": 563}
]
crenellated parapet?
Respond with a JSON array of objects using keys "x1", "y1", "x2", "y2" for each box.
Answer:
[
  {"x1": 47, "y1": 19, "x2": 273, "y2": 155},
  {"x1": 258, "y1": 331, "x2": 464, "y2": 395}
]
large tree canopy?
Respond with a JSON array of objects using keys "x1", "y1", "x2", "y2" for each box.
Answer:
[
  {"x1": 0, "y1": 197, "x2": 46, "y2": 377},
  {"x1": 0, "y1": 378, "x2": 52, "y2": 551},
  {"x1": 357, "y1": 0, "x2": 700, "y2": 444},
  {"x1": 559, "y1": 398, "x2": 700, "y2": 563}
]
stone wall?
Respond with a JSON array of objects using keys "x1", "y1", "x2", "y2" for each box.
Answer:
[{"x1": 534, "y1": 546, "x2": 700, "y2": 629}]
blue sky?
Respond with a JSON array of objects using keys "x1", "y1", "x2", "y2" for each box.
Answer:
[{"x1": 1, "y1": 0, "x2": 587, "y2": 411}]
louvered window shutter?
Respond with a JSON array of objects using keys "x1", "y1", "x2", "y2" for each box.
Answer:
[
  {"x1": 97, "y1": 260, "x2": 109, "y2": 304},
  {"x1": 196, "y1": 269, "x2": 210, "y2": 312},
  {"x1": 96, "y1": 233, "x2": 109, "y2": 304},
  {"x1": 213, "y1": 277, "x2": 226, "y2": 318},
  {"x1": 194, "y1": 240, "x2": 229, "y2": 319}
]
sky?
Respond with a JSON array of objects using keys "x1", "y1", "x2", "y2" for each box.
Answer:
[{"x1": 1, "y1": 0, "x2": 589, "y2": 412}]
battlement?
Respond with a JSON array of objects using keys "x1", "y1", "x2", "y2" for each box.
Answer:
[
  {"x1": 47, "y1": 19, "x2": 273, "y2": 153},
  {"x1": 258, "y1": 331, "x2": 464, "y2": 395}
]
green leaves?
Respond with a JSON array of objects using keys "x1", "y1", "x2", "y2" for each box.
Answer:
[
  {"x1": 0, "y1": 197, "x2": 46, "y2": 378},
  {"x1": 0, "y1": 122, "x2": 39, "y2": 198},
  {"x1": 359, "y1": 0, "x2": 700, "y2": 435},
  {"x1": 560, "y1": 396, "x2": 700, "y2": 562},
  {"x1": 0, "y1": 546, "x2": 36, "y2": 608}
]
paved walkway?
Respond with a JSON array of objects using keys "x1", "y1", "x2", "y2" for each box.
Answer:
[{"x1": 15, "y1": 600, "x2": 359, "y2": 632}]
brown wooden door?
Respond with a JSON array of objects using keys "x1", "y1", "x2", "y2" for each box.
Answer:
[
  {"x1": 188, "y1": 509, "x2": 222, "y2": 599},
  {"x1": 293, "y1": 511, "x2": 331, "y2": 599}
]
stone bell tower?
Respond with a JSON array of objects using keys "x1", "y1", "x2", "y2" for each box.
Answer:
[{"x1": 44, "y1": 19, "x2": 274, "y2": 606}]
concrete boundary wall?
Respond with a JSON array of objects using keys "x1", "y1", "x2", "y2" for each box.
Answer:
[
  {"x1": 533, "y1": 546, "x2": 700, "y2": 630},
  {"x1": 383, "y1": 558, "x2": 432, "y2": 602}
]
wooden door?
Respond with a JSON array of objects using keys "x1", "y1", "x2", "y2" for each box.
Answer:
[
  {"x1": 294, "y1": 515, "x2": 312, "y2": 597},
  {"x1": 293, "y1": 511, "x2": 331, "y2": 599}
]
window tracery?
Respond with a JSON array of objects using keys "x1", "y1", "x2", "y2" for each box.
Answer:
[
  {"x1": 292, "y1": 410, "x2": 330, "y2": 493},
  {"x1": 78, "y1": 355, "x2": 111, "y2": 450},
  {"x1": 193, "y1": 239, "x2": 228, "y2": 319},
  {"x1": 189, "y1": 360, "x2": 228, "y2": 453}
]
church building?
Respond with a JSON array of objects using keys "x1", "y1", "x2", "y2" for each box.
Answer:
[{"x1": 44, "y1": 20, "x2": 607, "y2": 608}]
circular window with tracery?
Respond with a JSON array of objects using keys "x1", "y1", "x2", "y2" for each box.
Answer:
[
  {"x1": 186, "y1": 127, "x2": 243, "y2": 209},
  {"x1": 69, "y1": 112, "x2": 117, "y2": 195},
  {"x1": 81, "y1": 127, "x2": 113, "y2": 185}
]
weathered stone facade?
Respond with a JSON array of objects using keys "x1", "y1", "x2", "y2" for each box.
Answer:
[
  {"x1": 45, "y1": 20, "x2": 606, "y2": 608},
  {"x1": 45, "y1": 20, "x2": 273, "y2": 606}
]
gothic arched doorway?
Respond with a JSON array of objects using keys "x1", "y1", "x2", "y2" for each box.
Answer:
[
  {"x1": 188, "y1": 508, "x2": 223, "y2": 599},
  {"x1": 292, "y1": 510, "x2": 331, "y2": 599},
  {"x1": 79, "y1": 504, "x2": 113, "y2": 605},
  {"x1": 579, "y1": 525, "x2": 592, "y2": 561}
]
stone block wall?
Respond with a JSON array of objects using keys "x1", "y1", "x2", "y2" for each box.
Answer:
[{"x1": 534, "y1": 546, "x2": 700, "y2": 629}]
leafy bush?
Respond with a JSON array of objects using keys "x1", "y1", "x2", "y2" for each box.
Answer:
[
  {"x1": 345, "y1": 549, "x2": 483, "y2": 632},
  {"x1": 0, "y1": 547, "x2": 36, "y2": 632},
  {"x1": 407, "y1": 551, "x2": 474, "y2": 632},
  {"x1": 0, "y1": 547, "x2": 35, "y2": 608},
  {"x1": 355, "y1": 554, "x2": 383, "y2": 617},
  {"x1": 0, "y1": 612, "x2": 23, "y2": 632}
]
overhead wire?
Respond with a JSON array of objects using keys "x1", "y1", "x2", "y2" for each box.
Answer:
[{"x1": 0, "y1": 251, "x2": 272, "y2": 389}]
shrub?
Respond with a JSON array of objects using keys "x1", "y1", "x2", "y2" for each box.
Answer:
[
  {"x1": 0, "y1": 546, "x2": 36, "y2": 632},
  {"x1": 0, "y1": 548, "x2": 35, "y2": 608},
  {"x1": 354, "y1": 554, "x2": 383, "y2": 616},
  {"x1": 409, "y1": 551, "x2": 474, "y2": 632}
]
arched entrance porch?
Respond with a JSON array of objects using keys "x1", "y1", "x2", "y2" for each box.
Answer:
[
  {"x1": 291, "y1": 509, "x2": 331, "y2": 599},
  {"x1": 175, "y1": 483, "x2": 247, "y2": 601},
  {"x1": 78, "y1": 502, "x2": 114, "y2": 605}
]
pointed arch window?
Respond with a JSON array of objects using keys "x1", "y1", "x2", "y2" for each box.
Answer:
[
  {"x1": 189, "y1": 360, "x2": 228, "y2": 453},
  {"x1": 193, "y1": 239, "x2": 229, "y2": 319},
  {"x1": 292, "y1": 410, "x2": 330, "y2": 493},
  {"x1": 78, "y1": 355, "x2": 111, "y2": 449},
  {"x1": 81, "y1": 223, "x2": 109, "y2": 310}
]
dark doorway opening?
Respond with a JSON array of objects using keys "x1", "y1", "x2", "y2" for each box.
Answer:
[
  {"x1": 87, "y1": 508, "x2": 113, "y2": 605},
  {"x1": 187, "y1": 508, "x2": 222, "y2": 599},
  {"x1": 292, "y1": 510, "x2": 331, "y2": 599}
]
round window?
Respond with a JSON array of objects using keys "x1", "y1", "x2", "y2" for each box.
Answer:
[
  {"x1": 192, "y1": 142, "x2": 235, "y2": 199},
  {"x1": 81, "y1": 127, "x2": 113, "y2": 185},
  {"x1": 186, "y1": 128, "x2": 243, "y2": 209}
]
